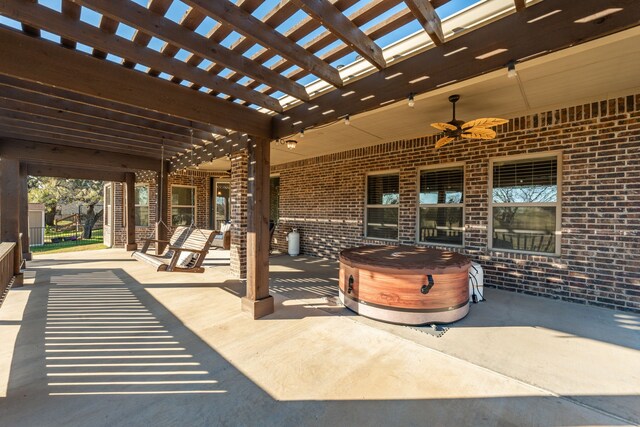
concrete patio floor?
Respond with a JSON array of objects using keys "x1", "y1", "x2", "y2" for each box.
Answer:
[{"x1": 0, "y1": 248, "x2": 638, "y2": 426}]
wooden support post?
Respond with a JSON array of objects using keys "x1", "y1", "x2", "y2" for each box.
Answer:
[
  {"x1": 241, "y1": 138, "x2": 273, "y2": 319},
  {"x1": 125, "y1": 172, "x2": 137, "y2": 251},
  {"x1": 19, "y1": 162, "x2": 31, "y2": 261},
  {"x1": 0, "y1": 158, "x2": 23, "y2": 287},
  {"x1": 155, "y1": 166, "x2": 168, "y2": 255}
]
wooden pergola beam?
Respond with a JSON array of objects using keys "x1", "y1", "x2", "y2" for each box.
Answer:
[
  {"x1": 122, "y1": 0, "x2": 174, "y2": 69},
  {"x1": 0, "y1": 125, "x2": 170, "y2": 158},
  {"x1": 26, "y1": 163, "x2": 128, "y2": 182},
  {"x1": 404, "y1": 0, "x2": 445, "y2": 46},
  {"x1": 0, "y1": 0, "x2": 282, "y2": 113},
  {"x1": 60, "y1": 0, "x2": 80, "y2": 49},
  {"x1": 291, "y1": 0, "x2": 387, "y2": 69},
  {"x1": 75, "y1": 0, "x2": 308, "y2": 103},
  {"x1": 0, "y1": 113, "x2": 184, "y2": 154},
  {"x1": 182, "y1": 0, "x2": 344, "y2": 88},
  {"x1": 0, "y1": 75, "x2": 225, "y2": 142},
  {"x1": 0, "y1": 26, "x2": 272, "y2": 137},
  {"x1": 0, "y1": 96, "x2": 196, "y2": 149},
  {"x1": 273, "y1": 0, "x2": 640, "y2": 137},
  {"x1": 0, "y1": 138, "x2": 161, "y2": 171},
  {"x1": 514, "y1": 0, "x2": 527, "y2": 12},
  {"x1": 93, "y1": 16, "x2": 119, "y2": 59}
]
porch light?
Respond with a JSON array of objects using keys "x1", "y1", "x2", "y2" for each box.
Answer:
[{"x1": 285, "y1": 139, "x2": 297, "y2": 150}]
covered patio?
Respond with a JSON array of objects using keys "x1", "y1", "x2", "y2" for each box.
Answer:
[
  {"x1": 1, "y1": 0, "x2": 640, "y2": 424},
  {"x1": 0, "y1": 248, "x2": 638, "y2": 425}
]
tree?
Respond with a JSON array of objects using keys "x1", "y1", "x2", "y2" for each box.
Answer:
[
  {"x1": 28, "y1": 177, "x2": 70, "y2": 226},
  {"x1": 73, "y1": 180, "x2": 104, "y2": 238},
  {"x1": 28, "y1": 177, "x2": 104, "y2": 237}
]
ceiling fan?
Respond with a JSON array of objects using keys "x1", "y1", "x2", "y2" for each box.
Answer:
[{"x1": 430, "y1": 94, "x2": 508, "y2": 149}]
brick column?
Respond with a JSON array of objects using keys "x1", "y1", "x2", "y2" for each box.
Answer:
[{"x1": 230, "y1": 150, "x2": 248, "y2": 278}]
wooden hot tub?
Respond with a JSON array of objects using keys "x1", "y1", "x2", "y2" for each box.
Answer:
[{"x1": 339, "y1": 245, "x2": 471, "y2": 325}]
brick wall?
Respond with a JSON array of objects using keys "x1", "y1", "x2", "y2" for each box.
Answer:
[
  {"x1": 271, "y1": 93, "x2": 640, "y2": 312},
  {"x1": 230, "y1": 151, "x2": 248, "y2": 278},
  {"x1": 109, "y1": 169, "x2": 228, "y2": 248}
]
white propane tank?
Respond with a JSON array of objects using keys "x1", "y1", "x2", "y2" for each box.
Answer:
[
  {"x1": 286, "y1": 228, "x2": 300, "y2": 256},
  {"x1": 469, "y1": 262, "x2": 484, "y2": 303}
]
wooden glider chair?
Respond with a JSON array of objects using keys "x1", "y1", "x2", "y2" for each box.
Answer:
[{"x1": 132, "y1": 226, "x2": 216, "y2": 273}]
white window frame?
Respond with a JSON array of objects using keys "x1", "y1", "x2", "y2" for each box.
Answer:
[
  {"x1": 488, "y1": 151, "x2": 562, "y2": 256},
  {"x1": 416, "y1": 162, "x2": 465, "y2": 247},
  {"x1": 104, "y1": 183, "x2": 112, "y2": 227},
  {"x1": 364, "y1": 170, "x2": 400, "y2": 241},
  {"x1": 170, "y1": 184, "x2": 197, "y2": 226},
  {"x1": 134, "y1": 183, "x2": 150, "y2": 227}
]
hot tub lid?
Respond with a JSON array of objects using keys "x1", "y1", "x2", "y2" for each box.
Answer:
[{"x1": 340, "y1": 245, "x2": 471, "y2": 275}]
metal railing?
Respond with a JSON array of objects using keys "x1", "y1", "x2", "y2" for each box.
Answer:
[{"x1": 29, "y1": 227, "x2": 104, "y2": 248}]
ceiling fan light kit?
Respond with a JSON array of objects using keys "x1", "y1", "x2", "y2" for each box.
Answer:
[{"x1": 430, "y1": 95, "x2": 508, "y2": 149}]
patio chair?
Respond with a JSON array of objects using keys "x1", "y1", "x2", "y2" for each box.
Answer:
[
  {"x1": 132, "y1": 227, "x2": 216, "y2": 273},
  {"x1": 211, "y1": 222, "x2": 231, "y2": 250}
]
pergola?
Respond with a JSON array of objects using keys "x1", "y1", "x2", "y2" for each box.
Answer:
[{"x1": 0, "y1": 0, "x2": 637, "y2": 318}]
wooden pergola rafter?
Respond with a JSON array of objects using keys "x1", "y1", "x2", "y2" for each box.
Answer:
[{"x1": 0, "y1": 0, "x2": 635, "y2": 165}]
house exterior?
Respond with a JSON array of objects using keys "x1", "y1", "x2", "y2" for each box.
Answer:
[{"x1": 105, "y1": 91, "x2": 639, "y2": 313}]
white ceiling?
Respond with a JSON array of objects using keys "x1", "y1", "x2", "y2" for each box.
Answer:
[{"x1": 200, "y1": 25, "x2": 640, "y2": 171}]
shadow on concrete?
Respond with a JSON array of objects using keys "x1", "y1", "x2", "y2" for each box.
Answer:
[{"x1": 0, "y1": 263, "x2": 636, "y2": 426}]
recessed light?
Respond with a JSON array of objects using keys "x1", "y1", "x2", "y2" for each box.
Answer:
[
  {"x1": 574, "y1": 8, "x2": 623, "y2": 23},
  {"x1": 281, "y1": 116, "x2": 290, "y2": 121},
  {"x1": 436, "y1": 80, "x2": 457, "y2": 88},
  {"x1": 527, "y1": 9, "x2": 562, "y2": 24},
  {"x1": 475, "y1": 48, "x2": 508, "y2": 60},
  {"x1": 361, "y1": 95, "x2": 375, "y2": 101},
  {"x1": 409, "y1": 76, "x2": 430, "y2": 84},
  {"x1": 308, "y1": 105, "x2": 319, "y2": 110},
  {"x1": 444, "y1": 47, "x2": 467, "y2": 57},
  {"x1": 380, "y1": 99, "x2": 395, "y2": 106},
  {"x1": 384, "y1": 72, "x2": 403, "y2": 80},
  {"x1": 342, "y1": 91, "x2": 356, "y2": 97},
  {"x1": 293, "y1": 120, "x2": 303, "y2": 125},
  {"x1": 322, "y1": 109, "x2": 335, "y2": 115}
]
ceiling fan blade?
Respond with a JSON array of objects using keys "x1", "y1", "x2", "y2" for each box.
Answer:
[
  {"x1": 462, "y1": 128, "x2": 496, "y2": 140},
  {"x1": 462, "y1": 118, "x2": 508, "y2": 129},
  {"x1": 435, "y1": 136, "x2": 455, "y2": 149},
  {"x1": 431, "y1": 122, "x2": 458, "y2": 131}
]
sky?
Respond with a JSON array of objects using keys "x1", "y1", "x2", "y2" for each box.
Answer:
[{"x1": 0, "y1": 0, "x2": 479, "y2": 103}]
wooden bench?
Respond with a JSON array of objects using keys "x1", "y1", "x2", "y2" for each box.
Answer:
[{"x1": 132, "y1": 227, "x2": 216, "y2": 273}]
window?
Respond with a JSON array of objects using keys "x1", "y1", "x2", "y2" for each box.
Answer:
[
  {"x1": 104, "y1": 184, "x2": 112, "y2": 227},
  {"x1": 135, "y1": 184, "x2": 149, "y2": 227},
  {"x1": 418, "y1": 165, "x2": 464, "y2": 246},
  {"x1": 490, "y1": 154, "x2": 560, "y2": 254},
  {"x1": 171, "y1": 185, "x2": 196, "y2": 226},
  {"x1": 365, "y1": 173, "x2": 399, "y2": 240}
]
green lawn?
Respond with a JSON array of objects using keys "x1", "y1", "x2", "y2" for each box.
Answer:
[{"x1": 31, "y1": 228, "x2": 106, "y2": 254}]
